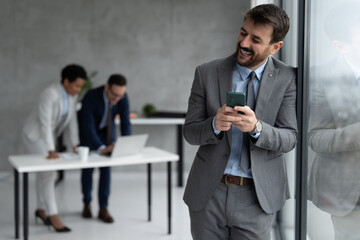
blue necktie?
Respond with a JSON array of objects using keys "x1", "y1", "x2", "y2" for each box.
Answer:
[{"x1": 247, "y1": 71, "x2": 256, "y2": 110}]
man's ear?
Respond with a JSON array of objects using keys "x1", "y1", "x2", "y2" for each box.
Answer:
[
  {"x1": 104, "y1": 83, "x2": 109, "y2": 91},
  {"x1": 270, "y1": 41, "x2": 283, "y2": 55}
]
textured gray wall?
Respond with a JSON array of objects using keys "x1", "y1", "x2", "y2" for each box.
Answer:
[{"x1": 0, "y1": 0, "x2": 250, "y2": 171}]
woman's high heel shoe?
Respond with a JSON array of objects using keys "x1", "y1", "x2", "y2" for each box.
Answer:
[
  {"x1": 47, "y1": 216, "x2": 71, "y2": 233},
  {"x1": 35, "y1": 209, "x2": 49, "y2": 225}
]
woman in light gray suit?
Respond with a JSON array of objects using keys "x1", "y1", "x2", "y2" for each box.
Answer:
[{"x1": 21, "y1": 64, "x2": 87, "y2": 233}]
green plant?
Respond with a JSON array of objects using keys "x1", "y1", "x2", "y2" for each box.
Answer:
[
  {"x1": 143, "y1": 103, "x2": 157, "y2": 117},
  {"x1": 79, "y1": 71, "x2": 97, "y2": 101}
]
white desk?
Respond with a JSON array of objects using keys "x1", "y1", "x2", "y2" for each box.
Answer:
[
  {"x1": 9, "y1": 147, "x2": 179, "y2": 240},
  {"x1": 130, "y1": 118, "x2": 184, "y2": 125},
  {"x1": 129, "y1": 117, "x2": 185, "y2": 187}
]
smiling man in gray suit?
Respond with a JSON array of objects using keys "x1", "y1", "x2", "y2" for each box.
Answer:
[{"x1": 183, "y1": 4, "x2": 297, "y2": 240}]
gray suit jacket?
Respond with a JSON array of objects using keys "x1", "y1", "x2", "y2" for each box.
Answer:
[
  {"x1": 308, "y1": 58, "x2": 360, "y2": 217},
  {"x1": 183, "y1": 54, "x2": 298, "y2": 214},
  {"x1": 21, "y1": 83, "x2": 79, "y2": 154}
]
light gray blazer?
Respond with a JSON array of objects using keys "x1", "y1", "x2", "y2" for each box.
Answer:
[
  {"x1": 21, "y1": 83, "x2": 79, "y2": 154},
  {"x1": 183, "y1": 54, "x2": 298, "y2": 214},
  {"x1": 308, "y1": 58, "x2": 360, "y2": 217}
]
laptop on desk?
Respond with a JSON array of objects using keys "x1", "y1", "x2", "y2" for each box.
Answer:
[{"x1": 105, "y1": 134, "x2": 149, "y2": 158}]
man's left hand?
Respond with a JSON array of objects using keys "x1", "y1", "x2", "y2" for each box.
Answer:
[{"x1": 232, "y1": 106, "x2": 257, "y2": 132}]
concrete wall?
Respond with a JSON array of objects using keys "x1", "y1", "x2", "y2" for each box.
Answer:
[{"x1": 0, "y1": 0, "x2": 250, "y2": 171}]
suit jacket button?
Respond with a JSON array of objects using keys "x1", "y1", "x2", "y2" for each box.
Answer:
[{"x1": 223, "y1": 154, "x2": 228, "y2": 160}]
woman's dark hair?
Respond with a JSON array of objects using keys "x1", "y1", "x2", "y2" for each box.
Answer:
[{"x1": 61, "y1": 64, "x2": 87, "y2": 83}]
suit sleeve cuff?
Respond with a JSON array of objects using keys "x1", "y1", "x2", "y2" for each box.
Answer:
[
  {"x1": 97, "y1": 145, "x2": 106, "y2": 151},
  {"x1": 249, "y1": 132, "x2": 260, "y2": 139},
  {"x1": 212, "y1": 117, "x2": 221, "y2": 135}
]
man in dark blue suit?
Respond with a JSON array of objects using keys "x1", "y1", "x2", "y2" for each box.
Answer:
[{"x1": 78, "y1": 74, "x2": 131, "y2": 223}]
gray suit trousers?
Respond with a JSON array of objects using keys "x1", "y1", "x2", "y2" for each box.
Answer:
[{"x1": 189, "y1": 183, "x2": 275, "y2": 240}]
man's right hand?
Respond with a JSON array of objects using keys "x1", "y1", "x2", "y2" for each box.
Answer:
[
  {"x1": 100, "y1": 144, "x2": 115, "y2": 154},
  {"x1": 214, "y1": 104, "x2": 241, "y2": 132}
]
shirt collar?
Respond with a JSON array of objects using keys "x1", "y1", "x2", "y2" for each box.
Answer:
[
  {"x1": 103, "y1": 89, "x2": 110, "y2": 107},
  {"x1": 235, "y1": 58, "x2": 268, "y2": 81},
  {"x1": 61, "y1": 84, "x2": 69, "y2": 98}
]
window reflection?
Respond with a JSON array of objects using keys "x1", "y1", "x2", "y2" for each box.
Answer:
[{"x1": 307, "y1": 2, "x2": 360, "y2": 239}]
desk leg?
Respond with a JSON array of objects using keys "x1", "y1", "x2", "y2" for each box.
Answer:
[
  {"x1": 14, "y1": 169, "x2": 19, "y2": 239},
  {"x1": 167, "y1": 162, "x2": 172, "y2": 234},
  {"x1": 177, "y1": 124, "x2": 183, "y2": 187},
  {"x1": 23, "y1": 173, "x2": 29, "y2": 240},
  {"x1": 147, "y1": 163, "x2": 152, "y2": 221}
]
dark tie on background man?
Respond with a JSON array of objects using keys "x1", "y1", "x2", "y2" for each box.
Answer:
[
  {"x1": 107, "y1": 105, "x2": 112, "y2": 146},
  {"x1": 240, "y1": 71, "x2": 256, "y2": 172}
]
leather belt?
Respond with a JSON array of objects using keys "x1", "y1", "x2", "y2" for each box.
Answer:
[{"x1": 221, "y1": 174, "x2": 254, "y2": 186}]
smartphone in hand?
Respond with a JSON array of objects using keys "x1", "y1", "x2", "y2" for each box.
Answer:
[{"x1": 226, "y1": 91, "x2": 246, "y2": 114}]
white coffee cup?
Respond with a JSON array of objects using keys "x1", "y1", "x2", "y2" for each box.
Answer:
[{"x1": 78, "y1": 146, "x2": 89, "y2": 162}]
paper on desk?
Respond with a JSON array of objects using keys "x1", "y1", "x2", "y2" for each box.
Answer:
[
  {"x1": 60, "y1": 152, "x2": 99, "y2": 160},
  {"x1": 60, "y1": 153, "x2": 80, "y2": 160}
]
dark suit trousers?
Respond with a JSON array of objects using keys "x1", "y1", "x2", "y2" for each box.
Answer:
[{"x1": 81, "y1": 167, "x2": 111, "y2": 208}]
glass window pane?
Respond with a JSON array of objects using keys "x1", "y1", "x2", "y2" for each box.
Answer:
[{"x1": 307, "y1": 1, "x2": 360, "y2": 239}]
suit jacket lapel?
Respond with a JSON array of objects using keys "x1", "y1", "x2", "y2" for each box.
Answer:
[
  {"x1": 255, "y1": 57, "x2": 278, "y2": 120},
  {"x1": 218, "y1": 53, "x2": 236, "y2": 107},
  {"x1": 65, "y1": 95, "x2": 75, "y2": 125},
  {"x1": 217, "y1": 54, "x2": 235, "y2": 145},
  {"x1": 54, "y1": 83, "x2": 70, "y2": 136},
  {"x1": 54, "y1": 83, "x2": 64, "y2": 124}
]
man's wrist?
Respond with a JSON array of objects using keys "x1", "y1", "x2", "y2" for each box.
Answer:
[
  {"x1": 250, "y1": 121, "x2": 257, "y2": 133},
  {"x1": 250, "y1": 120, "x2": 262, "y2": 134}
]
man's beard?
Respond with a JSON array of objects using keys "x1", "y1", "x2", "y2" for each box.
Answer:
[{"x1": 236, "y1": 43, "x2": 268, "y2": 69}]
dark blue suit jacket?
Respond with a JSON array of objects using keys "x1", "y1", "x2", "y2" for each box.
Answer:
[{"x1": 78, "y1": 86, "x2": 132, "y2": 150}]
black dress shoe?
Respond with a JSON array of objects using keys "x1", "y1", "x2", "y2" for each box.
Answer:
[
  {"x1": 35, "y1": 209, "x2": 50, "y2": 225},
  {"x1": 98, "y1": 208, "x2": 114, "y2": 223},
  {"x1": 47, "y1": 217, "x2": 71, "y2": 233},
  {"x1": 82, "y1": 204, "x2": 92, "y2": 218}
]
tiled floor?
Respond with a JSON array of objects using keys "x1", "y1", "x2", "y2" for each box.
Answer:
[
  {"x1": 0, "y1": 169, "x2": 191, "y2": 240},
  {"x1": 0, "y1": 169, "x2": 277, "y2": 240}
]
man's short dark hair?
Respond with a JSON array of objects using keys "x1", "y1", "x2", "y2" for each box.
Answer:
[
  {"x1": 61, "y1": 64, "x2": 87, "y2": 83},
  {"x1": 107, "y1": 74, "x2": 127, "y2": 87},
  {"x1": 244, "y1": 4, "x2": 290, "y2": 43}
]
